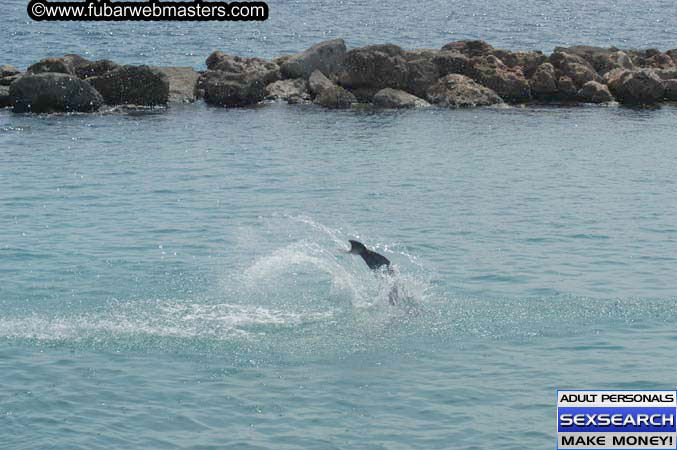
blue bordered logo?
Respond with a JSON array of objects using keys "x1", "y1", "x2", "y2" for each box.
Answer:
[{"x1": 557, "y1": 390, "x2": 677, "y2": 449}]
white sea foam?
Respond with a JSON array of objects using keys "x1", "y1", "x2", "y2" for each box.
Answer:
[{"x1": 0, "y1": 301, "x2": 335, "y2": 342}]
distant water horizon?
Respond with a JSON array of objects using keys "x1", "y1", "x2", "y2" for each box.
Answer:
[{"x1": 3, "y1": 0, "x2": 677, "y2": 69}]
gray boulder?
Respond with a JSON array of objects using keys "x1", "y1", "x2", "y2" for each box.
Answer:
[
  {"x1": 10, "y1": 72, "x2": 103, "y2": 113},
  {"x1": 26, "y1": 54, "x2": 92, "y2": 76},
  {"x1": 594, "y1": 51, "x2": 635, "y2": 76},
  {"x1": 87, "y1": 65, "x2": 169, "y2": 106},
  {"x1": 154, "y1": 67, "x2": 200, "y2": 103},
  {"x1": 550, "y1": 51, "x2": 593, "y2": 69},
  {"x1": 466, "y1": 55, "x2": 531, "y2": 102},
  {"x1": 530, "y1": 63, "x2": 558, "y2": 99},
  {"x1": 1, "y1": 73, "x2": 22, "y2": 86},
  {"x1": 265, "y1": 78, "x2": 310, "y2": 103},
  {"x1": 75, "y1": 59, "x2": 119, "y2": 79},
  {"x1": 491, "y1": 50, "x2": 546, "y2": 77},
  {"x1": 636, "y1": 52, "x2": 674, "y2": 69},
  {"x1": 405, "y1": 56, "x2": 440, "y2": 98},
  {"x1": 0, "y1": 85, "x2": 12, "y2": 108},
  {"x1": 1, "y1": 65, "x2": 20, "y2": 78},
  {"x1": 350, "y1": 87, "x2": 380, "y2": 103},
  {"x1": 606, "y1": 69, "x2": 665, "y2": 104},
  {"x1": 577, "y1": 81, "x2": 614, "y2": 103},
  {"x1": 652, "y1": 67, "x2": 677, "y2": 80},
  {"x1": 552, "y1": 45, "x2": 625, "y2": 74},
  {"x1": 403, "y1": 48, "x2": 440, "y2": 61},
  {"x1": 205, "y1": 51, "x2": 280, "y2": 85},
  {"x1": 338, "y1": 44, "x2": 409, "y2": 91},
  {"x1": 314, "y1": 85, "x2": 357, "y2": 109},
  {"x1": 308, "y1": 69, "x2": 335, "y2": 97},
  {"x1": 664, "y1": 79, "x2": 677, "y2": 100},
  {"x1": 441, "y1": 40, "x2": 494, "y2": 58},
  {"x1": 280, "y1": 39, "x2": 346, "y2": 79},
  {"x1": 27, "y1": 57, "x2": 75, "y2": 75},
  {"x1": 433, "y1": 51, "x2": 469, "y2": 76},
  {"x1": 550, "y1": 51, "x2": 602, "y2": 87},
  {"x1": 426, "y1": 74, "x2": 502, "y2": 107},
  {"x1": 557, "y1": 76, "x2": 578, "y2": 100},
  {"x1": 199, "y1": 70, "x2": 266, "y2": 107},
  {"x1": 373, "y1": 88, "x2": 430, "y2": 108}
]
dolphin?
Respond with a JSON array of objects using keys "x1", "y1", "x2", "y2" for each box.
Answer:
[
  {"x1": 346, "y1": 240, "x2": 398, "y2": 305},
  {"x1": 347, "y1": 240, "x2": 391, "y2": 272}
]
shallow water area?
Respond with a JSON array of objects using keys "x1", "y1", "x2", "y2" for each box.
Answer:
[
  {"x1": 3, "y1": 100, "x2": 677, "y2": 448},
  {"x1": 3, "y1": 0, "x2": 677, "y2": 447}
]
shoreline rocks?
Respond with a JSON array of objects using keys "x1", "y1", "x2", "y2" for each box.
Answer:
[
  {"x1": 3, "y1": 40, "x2": 677, "y2": 113},
  {"x1": 10, "y1": 73, "x2": 103, "y2": 113},
  {"x1": 87, "y1": 65, "x2": 169, "y2": 106},
  {"x1": 280, "y1": 39, "x2": 346, "y2": 79},
  {"x1": 373, "y1": 88, "x2": 430, "y2": 108},
  {"x1": 427, "y1": 74, "x2": 503, "y2": 107}
]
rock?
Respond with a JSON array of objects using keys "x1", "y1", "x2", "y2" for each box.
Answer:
[
  {"x1": 264, "y1": 78, "x2": 310, "y2": 103},
  {"x1": 553, "y1": 45, "x2": 619, "y2": 73},
  {"x1": 667, "y1": 49, "x2": 677, "y2": 62},
  {"x1": 466, "y1": 55, "x2": 531, "y2": 102},
  {"x1": 550, "y1": 51, "x2": 593, "y2": 69},
  {"x1": 530, "y1": 63, "x2": 558, "y2": 99},
  {"x1": 373, "y1": 88, "x2": 430, "y2": 108},
  {"x1": 405, "y1": 57, "x2": 439, "y2": 98},
  {"x1": 314, "y1": 85, "x2": 357, "y2": 109},
  {"x1": 552, "y1": 45, "x2": 637, "y2": 76},
  {"x1": 432, "y1": 51, "x2": 469, "y2": 76},
  {"x1": 644, "y1": 53, "x2": 675, "y2": 68},
  {"x1": 308, "y1": 70, "x2": 335, "y2": 97},
  {"x1": 577, "y1": 81, "x2": 614, "y2": 103},
  {"x1": 272, "y1": 55, "x2": 293, "y2": 66},
  {"x1": 441, "y1": 40, "x2": 494, "y2": 58},
  {"x1": 62, "y1": 54, "x2": 92, "y2": 70},
  {"x1": 629, "y1": 50, "x2": 675, "y2": 69},
  {"x1": 1, "y1": 65, "x2": 20, "y2": 78},
  {"x1": 664, "y1": 79, "x2": 677, "y2": 100},
  {"x1": 0, "y1": 85, "x2": 12, "y2": 108},
  {"x1": 360, "y1": 44, "x2": 405, "y2": 57},
  {"x1": 491, "y1": 50, "x2": 546, "y2": 77},
  {"x1": 594, "y1": 51, "x2": 635, "y2": 75},
  {"x1": 403, "y1": 49, "x2": 440, "y2": 61},
  {"x1": 205, "y1": 51, "x2": 280, "y2": 85},
  {"x1": 338, "y1": 45, "x2": 409, "y2": 91},
  {"x1": 652, "y1": 67, "x2": 677, "y2": 80},
  {"x1": 154, "y1": 67, "x2": 200, "y2": 103},
  {"x1": 26, "y1": 54, "x2": 92, "y2": 76},
  {"x1": 199, "y1": 70, "x2": 266, "y2": 107},
  {"x1": 606, "y1": 69, "x2": 665, "y2": 104},
  {"x1": 350, "y1": 87, "x2": 380, "y2": 103},
  {"x1": 563, "y1": 62, "x2": 603, "y2": 87},
  {"x1": 87, "y1": 65, "x2": 169, "y2": 106},
  {"x1": 9, "y1": 72, "x2": 103, "y2": 113},
  {"x1": 557, "y1": 76, "x2": 578, "y2": 100},
  {"x1": 280, "y1": 38, "x2": 346, "y2": 79},
  {"x1": 603, "y1": 68, "x2": 625, "y2": 84},
  {"x1": 1, "y1": 73, "x2": 22, "y2": 86},
  {"x1": 550, "y1": 51, "x2": 602, "y2": 87},
  {"x1": 75, "y1": 59, "x2": 119, "y2": 79},
  {"x1": 27, "y1": 57, "x2": 75, "y2": 75},
  {"x1": 426, "y1": 74, "x2": 502, "y2": 107}
]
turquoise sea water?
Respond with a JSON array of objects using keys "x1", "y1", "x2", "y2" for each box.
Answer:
[{"x1": 2, "y1": 1, "x2": 677, "y2": 449}]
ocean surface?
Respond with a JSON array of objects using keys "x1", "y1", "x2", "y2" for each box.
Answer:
[{"x1": 2, "y1": 1, "x2": 677, "y2": 449}]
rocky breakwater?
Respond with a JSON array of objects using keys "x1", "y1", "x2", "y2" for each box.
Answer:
[
  {"x1": 1, "y1": 54, "x2": 199, "y2": 113},
  {"x1": 2, "y1": 40, "x2": 677, "y2": 113}
]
